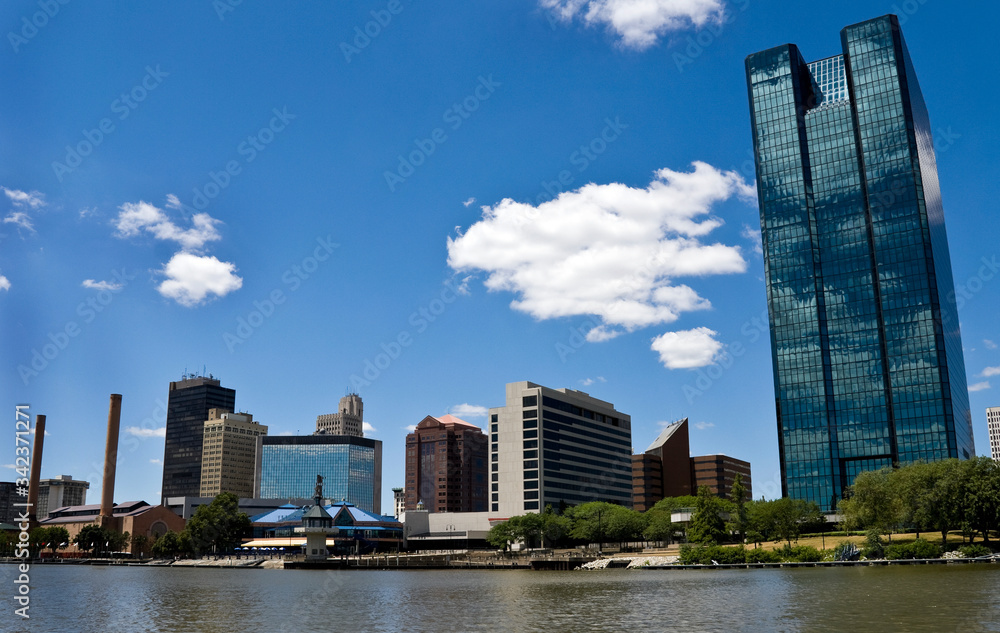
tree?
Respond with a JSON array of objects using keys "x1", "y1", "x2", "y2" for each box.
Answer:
[
  {"x1": 643, "y1": 510, "x2": 674, "y2": 544},
  {"x1": 487, "y1": 521, "x2": 516, "y2": 550},
  {"x1": 43, "y1": 527, "x2": 70, "y2": 556},
  {"x1": 960, "y1": 457, "x2": 1000, "y2": 543},
  {"x1": 687, "y1": 486, "x2": 729, "y2": 545},
  {"x1": 746, "y1": 498, "x2": 777, "y2": 546},
  {"x1": 772, "y1": 497, "x2": 822, "y2": 546},
  {"x1": 131, "y1": 533, "x2": 150, "y2": 558},
  {"x1": 568, "y1": 501, "x2": 617, "y2": 548},
  {"x1": 839, "y1": 468, "x2": 902, "y2": 538},
  {"x1": 151, "y1": 531, "x2": 181, "y2": 559},
  {"x1": 729, "y1": 473, "x2": 749, "y2": 544},
  {"x1": 605, "y1": 506, "x2": 646, "y2": 547},
  {"x1": 184, "y1": 492, "x2": 252, "y2": 555},
  {"x1": 73, "y1": 524, "x2": 107, "y2": 555}
]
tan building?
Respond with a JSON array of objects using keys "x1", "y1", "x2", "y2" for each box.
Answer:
[
  {"x1": 199, "y1": 409, "x2": 267, "y2": 498},
  {"x1": 37, "y1": 475, "x2": 90, "y2": 520},
  {"x1": 989, "y1": 407, "x2": 1000, "y2": 462},
  {"x1": 316, "y1": 393, "x2": 364, "y2": 436}
]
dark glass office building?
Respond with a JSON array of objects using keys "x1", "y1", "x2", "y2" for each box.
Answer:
[
  {"x1": 258, "y1": 435, "x2": 382, "y2": 515},
  {"x1": 745, "y1": 15, "x2": 973, "y2": 512},
  {"x1": 161, "y1": 376, "x2": 236, "y2": 502}
]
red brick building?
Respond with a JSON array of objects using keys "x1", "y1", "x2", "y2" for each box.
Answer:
[{"x1": 404, "y1": 415, "x2": 488, "y2": 513}]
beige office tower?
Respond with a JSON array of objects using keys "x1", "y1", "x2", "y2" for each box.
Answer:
[
  {"x1": 199, "y1": 409, "x2": 268, "y2": 498},
  {"x1": 989, "y1": 407, "x2": 1000, "y2": 462},
  {"x1": 316, "y1": 393, "x2": 364, "y2": 436}
]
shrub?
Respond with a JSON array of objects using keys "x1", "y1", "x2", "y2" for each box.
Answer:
[
  {"x1": 885, "y1": 538, "x2": 941, "y2": 560},
  {"x1": 959, "y1": 544, "x2": 991, "y2": 558},
  {"x1": 746, "y1": 548, "x2": 781, "y2": 563},
  {"x1": 779, "y1": 545, "x2": 822, "y2": 562},
  {"x1": 680, "y1": 544, "x2": 746, "y2": 565},
  {"x1": 862, "y1": 529, "x2": 885, "y2": 559}
]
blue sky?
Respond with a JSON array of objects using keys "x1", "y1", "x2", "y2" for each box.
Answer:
[{"x1": 2, "y1": 1, "x2": 998, "y2": 512}]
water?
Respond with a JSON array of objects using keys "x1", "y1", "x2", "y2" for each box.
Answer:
[{"x1": 7, "y1": 564, "x2": 1000, "y2": 632}]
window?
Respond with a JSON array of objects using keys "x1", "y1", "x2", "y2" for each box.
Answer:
[
  {"x1": 524, "y1": 501, "x2": 539, "y2": 511},
  {"x1": 522, "y1": 395, "x2": 537, "y2": 407}
]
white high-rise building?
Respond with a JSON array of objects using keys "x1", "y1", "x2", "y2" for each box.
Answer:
[
  {"x1": 988, "y1": 407, "x2": 1000, "y2": 461},
  {"x1": 489, "y1": 381, "x2": 632, "y2": 517}
]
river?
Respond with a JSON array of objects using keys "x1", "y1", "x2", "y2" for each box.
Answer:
[{"x1": 7, "y1": 564, "x2": 1000, "y2": 632}]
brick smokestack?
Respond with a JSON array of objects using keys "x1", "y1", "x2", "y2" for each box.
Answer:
[
  {"x1": 26, "y1": 414, "x2": 45, "y2": 526},
  {"x1": 100, "y1": 394, "x2": 122, "y2": 519}
]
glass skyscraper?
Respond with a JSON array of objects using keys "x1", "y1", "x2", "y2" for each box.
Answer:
[
  {"x1": 258, "y1": 435, "x2": 382, "y2": 515},
  {"x1": 745, "y1": 15, "x2": 973, "y2": 512}
]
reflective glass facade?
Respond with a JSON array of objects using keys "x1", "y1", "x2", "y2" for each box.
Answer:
[
  {"x1": 746, "y1": 15, "x2": 973, "y2": 512},
  {"x1": 259, "y1": 436, "x2": 382, "y2": 514}
]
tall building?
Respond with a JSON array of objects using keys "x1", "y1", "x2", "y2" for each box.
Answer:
[
  {"x1": 257, "y1": 435, "x2": 382, "y2": 514},
  {"x1": 199, "y1": 409, "x2": 268, "y2": 498},
  {"x1": 316, "y1": 393, "x2": 364, "y2": 436},
  {"x1": 161, "y1": 376, "x2": 236, "y2": 501},
  {"x1": 988, "y1": 407, "x2": 1000, "y2": 461},
  {"x1": 0, "y1": 481, "x2": 19, "y2": 524},
  {"x1": 404, "y1": 414, "x2": 488, "y2": 513},
  {"x1": 36, "y1": 475, "x2": 90, "y2": 520},
  {"x1": 746, "y1": 15, "x2": 974, "y2": 512},
  {"x1": 392, "y1": 487, "x2": 405, "y2": 519},
  {"x1": 691, "y1": 455, "x2": 752, "y2": 501},
  {"x1": 632, "y1": 419, "x2": 752, "y2": 510},
  {"x1": 489, "y1": 381, "x2": 633, "y2": 516}
]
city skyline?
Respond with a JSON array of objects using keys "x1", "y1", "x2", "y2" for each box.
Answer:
[{"x1": 2, "y1": 2, "x2": 999, "y2": 514}]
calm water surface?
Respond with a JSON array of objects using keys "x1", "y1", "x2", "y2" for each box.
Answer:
[{"x1": 7, "y1": 564, "x2": 1000, "y2": 632}]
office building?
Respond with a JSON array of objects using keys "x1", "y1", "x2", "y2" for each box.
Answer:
[
  {"x1": 691, "y1": 455, "x2": 752, "y2": 501},
  {"x1": 36, "y1": 475, "x2": 90, "y2": 520},
  {"x1": 161, "y1": 375, "x2": 236, "y2": 501},
  {"x1": 257, "y1": 435, "x2": 382, "y2": 514},
  {"x1": 404, "y1": 414, "x2": 488, "y2": 513},
  {"x1": 632, "y1": 419, "x2": 752, "y2": 510},
  {"x1": 199, "y1": 409, "x2": 268, "y2": 498},
  {"x1": 392, "y1": 487, "x2": 405, "y2": 519},
  {"x1": 988, "y1": 407, "x2": 1000, "y2": 461},
  {"x1": 746, "y1": 15, "x2": 974, "y2": 511},
  {"x1": 489, "y1": 381, "x2": 633, "y2": 516},
  {"x1": 0, "y1": 482, "x2": 18, "y2": 525},
  {"x1": 316, "y1": 393, "x2": 364, "y2": 436}
]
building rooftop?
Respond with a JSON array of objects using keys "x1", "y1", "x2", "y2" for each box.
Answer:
[{"x1": 646, "y1": 418, "x2": 688, "y2": 453}]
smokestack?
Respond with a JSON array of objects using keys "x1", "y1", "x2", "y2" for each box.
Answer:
[
  {"x1": 100, "y1": 394, "x2": 122, "y2": 520},
  {"x1": 26, "y1": 414, "x2": 45, "y2": 526}
]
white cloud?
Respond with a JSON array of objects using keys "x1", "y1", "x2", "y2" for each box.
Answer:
[
  {"x1": 463, "y1": 197, "x2": 477, "y2": 207},
  {"x1": 449, "y1": 404, "x2": 488, "y2": 419},
  {"x1": 149, "y1": 458, "x2": 162, "y2": 465},
  {"x1": 363, "y1": 422, "x2": 377, "y2": 435},
  {"x1": 985, "y1": 339, "x2": 998, "y2": 350},
  {"x1": 3, "y1": 211, "x2": 35, "y2": 233},
  {"x1": 580, "y1": 377, "x2": 606, "y2": 386},
  {"x1": 125, "y1": 426, "x2": 166, "y2": 438},
  {"x1": 969, "y1": 381, "x2": 991, "y2": 393},
  {"x1": 3, "y1": 187, "x2": 46, "y2": 209},
  {"x1": 0, "y1": 273, "x2": 9, "y2": 292},
  {"x1": 404, "y1": 425, "x2": 417, "y2": 432},
  {"x1": 448, "y1": 162, "x2": 752, "y2": 342},
  {"x1": 540, "y1": 0, "x2": 725, "y2": 50},
  {"x1": 82, "y1": 279, "x2": 123, "y2": 292},
  {"x1": 157, "y1": 252, "x2": 243, "y2": 307},
  {"x1": 114, "y1": 200, "x2": 222, "y2": 252},
  {"x1": 741, "y1": 223, "x2": 762, "y2": 254},
  {"x1": 982, "y1": 367, "x2": 1000, "y2": 378},
  {"x1": 694, "y1": 421, "x2": 715, "y2": 430},
  {"x1": 651, "y1": 326, "x2": 722, "y2": 369}
]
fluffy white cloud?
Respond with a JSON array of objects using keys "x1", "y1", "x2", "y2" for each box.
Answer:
[
  {"x1": 982, "y1": 366, "x2": 1000, "y2": 378},
  {"x1": 694, "y1": 421, "x2": 715, "y2": 430},
  {"x1": 540, "y1": 0, "x2": 725, "y2": 49},
  {"x1": 463, "y1": 197, "x2": 476, "y2": 207},
  {"x1": 741, "y1": 223, "x2": 762, "y2": 254},
  {"x1": 404, "y1": 425, "x2": 417, "y2": 432},
  {"x1": 449, "y1": 404, "x2": 489, "y2": 419},
  {"x1": 363, "y1": 422, "x2": 377, "y2": 435},
  {"x1": 82, "y1": 279, "x2": 123, "y2": 292},
  {"x1": 3, "y1": 187, "x2": 46, "y2": 209},
  {"x1": 125, "y1": 426, "x2": 166, "y2": 438},
  {"x1": 968, "y1": 382, "x2": 991, "y2": 392},
  {"x1": 3, "y1": 211, "x2": 35, "y2": 232},
  {"x1": 157, "y1": 252, "x2": 243, "y2": 307},
  {"x1": 580, "y1": 376, "x2": 606, "y2": 386},
  {"x1": 150, "y1": 458, "x2": 163, "y2": 465},
  {"x1": 448, "y1": 162, "x2": 752, "y2": 341},
  {"x1": 651, "y1": 326, "x2": 722, "y2": 369},
  {"x1": 114, "y1": 200, "x2": 222, "y2": 251},
  {"x1": 0, "y1": 273, "x2": 9, "y2": 292}
]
